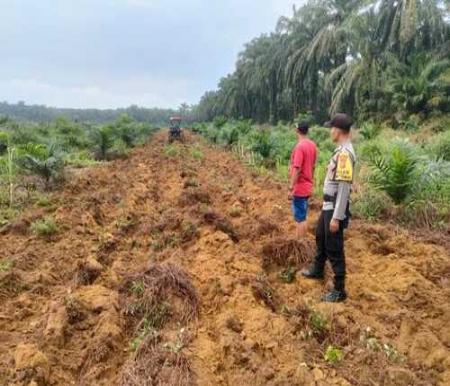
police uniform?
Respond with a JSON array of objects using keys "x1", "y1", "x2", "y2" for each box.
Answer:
[{"x1": 304, "y1": 139, "x2": 356, "y2": 301}]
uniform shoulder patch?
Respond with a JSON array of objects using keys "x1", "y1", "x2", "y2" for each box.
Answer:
[{"x1": 334, "y1": 150, "x2": 354, "y2": 182}]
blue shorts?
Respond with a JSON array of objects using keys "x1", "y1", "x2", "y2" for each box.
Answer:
[{"x1": 292, "y1": 196, "x2": 309, "y2": 223}]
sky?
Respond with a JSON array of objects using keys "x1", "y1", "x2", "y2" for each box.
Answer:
[{"x1": 0, "y1": 0, "x2": 303, "y2": 109}]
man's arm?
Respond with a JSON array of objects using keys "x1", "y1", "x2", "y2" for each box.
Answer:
[
  {"x1": 290, "y1": 167, "x2": 301, "y2": 192},
  {"x1": 333, "y1": 182, "x2": 351, "y2": 220}
]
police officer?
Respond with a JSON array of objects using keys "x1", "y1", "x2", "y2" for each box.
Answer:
[{"x1": 302, "y1": 113, "x2": 356, "y2": 302}]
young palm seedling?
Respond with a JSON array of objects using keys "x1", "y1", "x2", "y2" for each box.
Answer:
[{"x1": 18, "y1": 143, "x2": 65, "y2": 190}]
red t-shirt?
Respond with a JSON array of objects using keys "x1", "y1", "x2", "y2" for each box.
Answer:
[{"x1": 289, "y1": 138, "x2": 318, "y2": 197}]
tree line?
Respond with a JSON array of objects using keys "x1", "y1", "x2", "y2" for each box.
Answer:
[
  {"x1": 0, "y1": 101, "x2": 176, "y2": 125},
  {"x1": 194, "y1": 0, "x2": 450, "y2": 124}
]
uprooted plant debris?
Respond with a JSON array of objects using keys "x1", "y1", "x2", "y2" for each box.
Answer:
[
  {"x1": 121, "y1": 263, "x2": 200, "y2": 328},
  {"x1": 283, "y1": 303, "x2": 354, "y2": 346},
  {"x1": 178, "y1": 188, "x2": 211, "y2": 206},
  {"x1": 74, "y1": 258, "x2": 103, "y2": 285},
  {"x1": 250, "y1": 276, "x2": 279, "y2": 312},
  {"x1": 203, "y1": 210, "x2": 239, "y2": 243},
  {"x1": 261, "y1": 237, "x2": 314, "y2": 271},
  {"x1": 120, "y1": 332, "x2": 195, "y2": 386}
]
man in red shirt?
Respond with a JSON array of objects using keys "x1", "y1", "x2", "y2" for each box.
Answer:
[{"x1": 289, "y1": 122, "x2": 318, "y2": 237}]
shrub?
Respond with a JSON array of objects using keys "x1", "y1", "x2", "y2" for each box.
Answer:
[
  {"x1": 248, "y1": 129, "x2": 274, "y2": 159},
  {"x1": 18, "y1": 144, "x2": 65, "y2": 189},
  {"x1": 111, "y1": 139, "x2": 129, "y2": 159},
  {"x1": 353, "y1": 187, "x2": 393, "y2": 220},
  {"x1": 0, "y1": 132, "x2": 8, "y2": 155},
  {"x1": 164, "y1": 144, "x2": 181, "y2": 157},
  {"x1": 310, "y1": 310, "x2": 328, "y2": 332},
  {"x1": 191, "y1": 122, "x2": 208, "y2": 135},
  {"x1": 429, "y1": 130, "x2": 450, "y2": 161},
  {"x1": 309, "y1": 126, "x2": 330, "y2": 145},
  {"x1": 90, "y1": 126, "x2": 115, "y2": 160},
  {"x1": 324, "y1": 346, "x2": 343, "y2": 364},
  {"x1": 31, "y1": 216, "x2": 59, "y2": 236},
  {"x1": 359, "y1": 122, "x2": 382, "y2": 140},
  {"x1": 358, "y1": 139, "x2": 384, "y2": 162},
  {"x1": 190, "y1": 148, "x2": 204, "y2": 160},
  {"x1": 65, "y1": 150, "x2": 98, "y2": 168},
  {"x1": 279, "y1": 266, "x2": 296, "y2": 284},
  {"x1": 34, "y1": 193, "x2": 52, "y2": 207},
  {"x1": 0, "y1": 259, "x2": 13, "y2": 273},
  {"x1": 219, "y1": 124, "x2": 240, "y2": 147},
  {"x1": 213, "y1": 115, "x2": 227, "y2": 129},
  {"x1": 205, "y1": 127, "x2": 220, "y2": 143},
  {"x1": 369, "y1": 141, "x2": 418, "y2": 204}
]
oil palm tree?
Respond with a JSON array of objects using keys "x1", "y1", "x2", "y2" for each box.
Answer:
[{"x1": 385, "y1": 53, "x2": 450, "y2": 115}]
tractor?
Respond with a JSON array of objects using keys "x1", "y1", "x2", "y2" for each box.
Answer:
[{"x1": 168, "y1": 116, "x2": 184, "y2": 143}]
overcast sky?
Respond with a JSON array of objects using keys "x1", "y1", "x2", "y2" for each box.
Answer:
[{"x1": 0, "y1": 0, "x2": 302, "y2": 109}]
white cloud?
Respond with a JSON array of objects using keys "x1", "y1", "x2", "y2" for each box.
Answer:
[
  {"x1": 0, "y1": 0, "x2": 306, "y2": 108},
  {"x1": 0, "y1": 76, "x2": 195, "y2": 109}
]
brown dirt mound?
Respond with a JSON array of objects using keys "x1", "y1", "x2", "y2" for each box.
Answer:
[
  {"x1": 178, "y1": 188, "x2": 211, "y2": 206},
  {"x1": 261, "y1": 237, "x2": 315, "y2": 271},
  {"x1": 1, "y1": 130, "x2": 449, "y2": 385},
  {"x1": 74, "y1": 257, "x2": 103, "y2": 285},
  {"x1": 203, "y1": 210, "x2": 239, "y2": 243}
]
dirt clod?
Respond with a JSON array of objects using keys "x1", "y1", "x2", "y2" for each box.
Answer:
[
  {"x1": 203, "y1": 210, "x2": 239, "y2": 243},
  {"x1": 75, "y1": 257, "x2": 103, "y2": 285},
  {"x1": 225, "y1": 315, "x2": 244, "y2": 333},
  {"x1": 179, "y1": 188, "x2": 211, "y2": 206},
  {"x1": 14, "y1": 343, "x2": 50, "y2": 385}
]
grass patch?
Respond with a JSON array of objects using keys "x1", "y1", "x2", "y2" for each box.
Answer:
[
  {"x1": 33, "y1": 193, "x2": 52, "y2": 207},
  {"x1": 279, "y1": 266, "x2": 296, "y2": 284},
  {"x1": 164, "y1": 144, "x2": 182, "y2": 157},
  {"x1": 0, "y1": 259, "x2": 14, "y2": 273},
  {"x1": 190, "y1": 148, "x2": 204, "y2": 160},
  {"x1": 31, "y1": 216, "x2": 59, "y2": 236},
  {"x1": 324, "y1": 345, "x2": 343, "y2": 364}
]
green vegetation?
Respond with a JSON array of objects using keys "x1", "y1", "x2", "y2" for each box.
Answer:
[
  {"x1": 324, "y1": 345, "x2": 344, "y2": 364},
  {"x1": 164, "y1": 144, "x2": 182, "y2": 157},
  {"x1": 191, "y1": 0, "x2": 450, "y2": 230},
  {"x1": 309, "y1": 310, "x2": 328, "y2": 333},
  {"x1": 279, "y1": 266, "x2": 296, "y2": 284},
  {"x1": 0, "y1": 114, "x2": 158, "y2": 225},
  {"x1": 190, "y1": 147, "x2": 204, "y2": 160},
  {"x1": 31, "y1": 216, "x2": 59, "y2": 236},
  {"x1": 194, "y1": 1, "x2": 449, "y2": 125},
  {"x1": 192, "y1": 117, "x2": 450, "y2": 229},
  {"x1": 0, "y1": 101, "x2": 175, "y2": 124},
  {"x1": 34, "y1": 193, "x2": 52, "y2": 207},
  {"x1": 0, "y1": 259, "x2": 14, "y2": 273}
]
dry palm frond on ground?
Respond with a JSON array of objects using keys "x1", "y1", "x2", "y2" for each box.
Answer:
[
  {"x1": 261, "y1": 237, "x2": 315, "y2": 271},
  {"x1": 121, "y1": 263, "x2": 200, "y2": 326}
]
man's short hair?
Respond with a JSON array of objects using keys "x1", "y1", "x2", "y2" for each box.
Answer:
[
  {"x1": 324, "y1": 113, "x2": 352, "y2": 132},
  {"x1": 297, "y1": 121, "x2": 309, "y2": 134}
]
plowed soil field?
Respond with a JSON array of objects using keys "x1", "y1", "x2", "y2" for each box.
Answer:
[{"x1": 1, "y1": 130, "x2": 449, "y2": 386}]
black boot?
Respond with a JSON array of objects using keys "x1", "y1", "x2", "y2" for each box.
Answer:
[
  {"x1": 301, "y1": 264, "x2": 324, "y2": 280},
  {"x1": 321, "y1": 290, "x2": 347, "y2": 302},
  {"x1": 322, "y1": 276, "x2": 347, "y2": 303}
]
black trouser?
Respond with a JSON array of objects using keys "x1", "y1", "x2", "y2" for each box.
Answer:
[{"x1": 314, "y1": 210, "x2": 346, "y2": 292}]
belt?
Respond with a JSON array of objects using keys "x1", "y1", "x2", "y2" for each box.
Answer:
[{"x1": 323, "y1": 194, "x2": 336, "y2": 203}]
